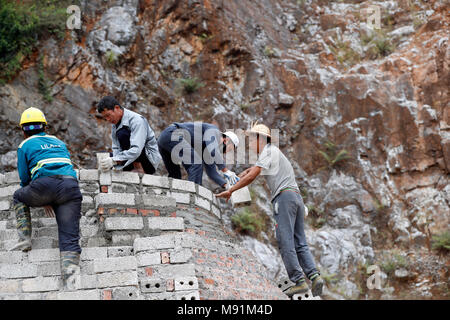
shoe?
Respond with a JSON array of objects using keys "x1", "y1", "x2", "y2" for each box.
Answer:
[
  {"x1": 10, "y1": 203, "x2": 32, "y2": 252},
  {"x1": 284, "y1": 278, "x2": 309, "y2": 297},
  {"x1": 310, "y1": 273, "x2": 324, "y2": 297},
  {"x1": 60, "y1": 251, "x2": 81, "y2": 291}
]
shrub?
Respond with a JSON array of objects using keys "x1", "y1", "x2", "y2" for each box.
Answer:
[
  {"x1": 380, "y1": 251, "x2": 409, "y2": 275},
  {"x1": 0, "y1": 0, "x2": 70, "y2": 83},
  {"x1": 431, "y1": 231, "x2": 450, "y2": 253},
  {"x1": 37, "y1": 55, "x2": 53, "y2": 102},
  {"x1": 231, "y1": 207, "x2": 265, "y2": 236},
  {"x1": 176, "y1": 77, "x2": 205, "y2": 94},
  {"x1": 318, "y1": 140, "x2": 351, "y2": 169}
]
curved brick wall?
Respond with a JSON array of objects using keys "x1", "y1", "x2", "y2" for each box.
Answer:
[{"x1": 0, "y1": 170, "x2": 287, "y2": 300}]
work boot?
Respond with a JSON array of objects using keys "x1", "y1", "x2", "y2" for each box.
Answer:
[
  {"x1": 284, "y1": 278, "x2": 309, "y2": 297},
  {"x1": 60, "y1": 251, "x2": 81, "y2": 291},
  {"x1": 10, "y1": 203, "x2": 32, "y2": 252},
  {"x1": 310, "y1": 273, "x2": 324, "y2": 297}
]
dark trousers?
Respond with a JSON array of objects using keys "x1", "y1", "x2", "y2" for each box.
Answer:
[
  {"x1": 272, "y1": 191, "x2": 319, "y2": 283},
  {"x1": 13, "y1": 176, "x2": 83, "y2": 253},
  {"x1": 116, "y1": 126, "x2": 155, "y2": 174},
  {"x1": 157, "y1": 124, "x2": 204, "y2": 185}
]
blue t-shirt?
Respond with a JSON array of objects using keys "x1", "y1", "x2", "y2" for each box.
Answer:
[{"x1": 17, "y1": 132, "x2": 77, "y2": 187}]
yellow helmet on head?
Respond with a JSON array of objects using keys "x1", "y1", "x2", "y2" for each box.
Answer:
[{"x1": 20, "y1": 107, "x2": 47, "y2": 128}]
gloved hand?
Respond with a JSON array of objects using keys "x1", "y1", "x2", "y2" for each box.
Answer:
[
  {"x1": 223, "y1": 170, "x2": 239, "y2": 186},
  {"x1": 100, "y1": 157, "x2": 117, "y2": 172}
]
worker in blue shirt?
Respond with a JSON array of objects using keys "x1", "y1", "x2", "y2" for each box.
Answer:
[
  {"x1": 157, "y1": 122, "x2": 240, "y2": 187},
  {"x1": 12, "y1": 107, "x2": 82, "y2": 290}
]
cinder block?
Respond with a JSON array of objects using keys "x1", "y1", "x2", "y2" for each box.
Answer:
[
  {"x1": 211, "y1": 205, "x2": 221, "y2": 219},
  {"x1": 79, "y1": 169, "x2": 99, "y2": 181},
  {"x1": 140, "y1": 278, "x2": 166, "y2": 293},
  {"x1": 28, "y1": 248, "x2": 60, "y2": 263},
  {"x1": 111, "y1": 171, "x2": 140, "y2": 184},
  {"x1": 38, "y1": 218, "x2": 57, "y2": 227},
  {"x1": 158, "y1": 264, "x2": 196, "y2": 278},
  {"x1": 22, "y1": 276, "x2": 60, "y2": 292},
  {"x1": 0, "y1": 251, "x2": 27, "y2": 264},
  {"x1": 93, "y1": 256, "x2": 137, "y2": 273},
  {"x1": 0, "y1": 200, "x2": 10, "y2": 211},
  {"x1": 99, "y1": 172, "x2": 112, "y2": 186},
  {"x1": 97, "y1": 271, "x2": 138, "y2": 288},
  {"x1": 133, "y1": 234, "x2": 175, "y2": 252},
  {"x1": 166, "y1": 192, "x2": 190, "y2": 204},
  {"x1": 107, "y1": 246, "x2": 134, "y2": 258},
  {"x1": 194, "y1": 196, "x2": 210, "y2": 211},
  {"x1": 148, "y1": 217, "x2": 184, "y2": 231},
  {"x1": 175, "y1": 290, "x2": 200, "y2": 300},
  {"x1": 0, "y1": 279, "x2": 21, "y2": 293},
  {"x1": 0, "y1": 264, "x2": 38, "y2": 279},
  {"x1": 143, "y1": 195, "x2": 176, "y2": 208},
  {"x1": 0, "y1": 185, "x2": 20, "y2": 198},
  {"x1": 136, "y1": 252, "x2": 161, "y2": 267},
  {"x1": 172, "y1": 179, "x2": 196, "y2": 192},
  {"x1": 0, "y1": 173, "x2": 5, "y2": 185},
  {"x1": 5, "y1": 171, "x2": 20, "y2": 184},
  {"x1": 104, "y1": 217, "x2": 144, "y2": 231},
  {"x1": 230, "y1": 186, "x2": 252, "y2": 207},
  {"x1": 197, "y1": 185, "x2": 213, "y2": 201},
  {"x1": 142, "y1": 175, "x2": 170, "y2": 188},
  {"x1": 0, "y1": 230, "x2": 18, "y2": 241},
  {"x1": 57, "y1": 289, "x2": 100, "y2": 300},
  {"x1": 277, "y1": 278, "x2": 294, "y2": 292},
  {"x1": 112, "y1": 286, "x2": 140, "y2": 300},
  {"x1": 169, "y1": 248, "x2": 192, "y2": 264},
  {"x1": 37, "y1": 262, "x2": 61, "y2": 276},
  {"x1": 78, "y1": 274, "x2": 98, "y2": 289},
  {"x1": 292, "y1": 291, "x2": 321, "y2": 300},
  {"x1": 81, "y1": 247, "x2": 108, "y2": 261},
  {"x1": 94, "y1": 193, "x2": 135, "y2": 208},
  {"x1": 174, "y1": 277, "x2": 199, "y2": 291},
  {"x1": 111, "y1": 232, "x2": 140, "y2": 245},
  {"x1": 82, "y1": 196, "x2": 94, "y2": 206}
]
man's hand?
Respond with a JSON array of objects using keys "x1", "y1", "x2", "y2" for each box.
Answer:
[
  {"x1": 43, "y1": 205, "x2": 55, "y2": 218},
  {"x1": 223, "y1": 170, "x2": 239, "y2": 186},
  {"x1": 100, "y1": 157, "x2": 116, "y2": 172},
  {"x1": 215, "y1": 189, "x2": 232, "y2": 202}
]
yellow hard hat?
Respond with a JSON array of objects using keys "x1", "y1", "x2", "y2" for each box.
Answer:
[
  {"x1": 245, "y1": 121, "x2": 271, "y2": 138},
  {"x1": 20, "y1": 107, "x2": 47, "y2": 126}
]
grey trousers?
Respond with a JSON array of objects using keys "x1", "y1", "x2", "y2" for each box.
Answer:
[{"x1": 272, "y1": 190, "x2": 318, "y2": 283}]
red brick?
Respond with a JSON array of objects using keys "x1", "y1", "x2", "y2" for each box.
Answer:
[
  {"x1": 196, "y1": 259, "x2": 205, "y2": 264},
  {"x1": 198, "y1": 230, "x2": 206, "y2": 236},
  {"x1": 97, "y1": 207, "x2": 105, "y2": 215},
  {"x1": 145, "y1": 267, "x2": 153, "y2": 277},
  {"x1": 119, "y1": 209, "x2": 126, "y2": 214},
  {"x1": 204, "y1": 278, "x2": 215, "y2": 285},
  {"x1": 186, "y1": 228, "x2": 195, "y2": 234},
  {"x1": 108, "y1": 208, "x2": 117, "y2": 215},
  {"x1": 166, "y1": 279, "x2": 174, "y2": 292},
  {"x1": 161, "y1": 252, "x2": 170, "y2": 264},
  {"x1": 126, "y1": 208, "x2": 138, "y2": 215},
  {"x1": 103, "y1": 290, "x2": 112, "y2": 300},
  {"x1": 170, "y1": 212, "x2": 176, "y2": 217},
  {"x1": 101, "y1": 186, "x2": 108, "y2": 193}
]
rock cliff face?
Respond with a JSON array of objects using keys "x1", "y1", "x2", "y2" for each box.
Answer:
[{"x1": 0, "y1": 0, "x2": 448, "y2": 299}]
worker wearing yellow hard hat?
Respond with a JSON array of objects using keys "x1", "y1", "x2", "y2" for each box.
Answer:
[
  {"x1": 12, "y1": 107, "x2": 82, "y2": 290},
  {"x1": 216, "y1": 121, "x2": 324, "y2": 297}
]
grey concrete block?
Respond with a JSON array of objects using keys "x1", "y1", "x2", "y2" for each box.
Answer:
[
  {"x1": 111, "y1": 232, "x2": 140, "y2": 245},
  {"x1": 0, "y1": 173, "x2": 5, "y2": 185},
  {"x1": 0, "y1": 221, "x2": 7, "y2": 230},
  {"x1": 38, "y1": 218, "x2": 57, "y2": 227},
  {"x1": 0, "y1": 200, "x2": 10, "y2": 211},
  {"x1": 94, "y1": 193, "x2": 135, "y2": 208},
  {"x1": 37, "y1": 262, "x2": 61, "y2": 277},
  {"x1": 105, "y1": 217, "x2": 144, "y2": 231},
  {"x1": 112, "y1": 286, "x2": 140, "y2": 300},
  {"x1": 28, "y1": 248, "x2": 60, "y2": 263},
  {"x1": 211, "y1": 205, "x2": 221, "y2": 219},
  {"x1": 158, "y1": 264, "x2": 196, "y2": 278},
  {"x1": 0, "y1": 185, "x2": 20, "y2": 198},
  {"x1": 166, "y1": 191, "x2": 190, "y2": 204},
  {"x1": 78, "y1": 274, "x2": 98, "y2": 289},
  {"x1": 194, "y1": 196, "x2": 210, "y2": 211},
  {"x1": 174, "y1": 276, "x2": 199, "y2": 291},
  {"x1": 57, "y1": 289, "x2": 100, "y2": 300},
  {"x1": 143, "y1": 195, "x2": 176, "y2": 208},
  {"x1": 0, "y1": 230, "x2": 18, "y2": 241},
  {"x1": 111, "y1": 171, "x2": 140, "y2": 184},
  {"x1": 79, "y1": 169, "x2": 99, "y2": 181},
  {"x1": 292, "y1": 291, "x2": 321, "y2": 300},
  {"x1": 140, "y1": 278, "x2": 165, "y2": 293},
  {"x1": 107, "y1": 246, "x2": 134, "y2": 258},
  {"x1": 197, "y1": 185, "x2": 213, "y2": 201},
  {"x1": 169, "y1": 248, "x2": 192, "y2": 264},
  {"x1": 0, "y1": 251, "x2": 27, "y2": 264},
  {"x1": 0, "y1": 264, "x2": 38, "y2": 279},
  {"x1": 172, "y1": 179, "x2": 195, "y2": 192},
  {"x1": 133, "y1": 235, "x2": 175, "y2": 252},
  {"x1": 99, "y1": 171, "x2": 112, "y2": 186},
  {"x1": 136, "y1": 252, "x2": 161, "y2": 267},
  {"x1": 81, "y1": 247, "x2": 108, "y2": 261},
  {"x1": 94, "y1": 256, "x2": 137, "y2": 273},
  {"x1": 142, "y1": 175, "x2": 170, "y2": 188},
  {"x1": 22, "y1": 276, "x2": 60, "y2": 292},
  {"x1": 148, "y1": 217, "x2": 184, "y2": 231},
  {"x1": 230, "y1": 186, "x2": 252, "y2": 206},
  {"x1": 97, "y1": 271, "x2": 138, "y2": 288},
  {"x1": 175, "y1": 290, "x2": 200, "y2": 300},
  {"x1": 0, "y1": 279, "x2": 21, "y2": 293}
]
